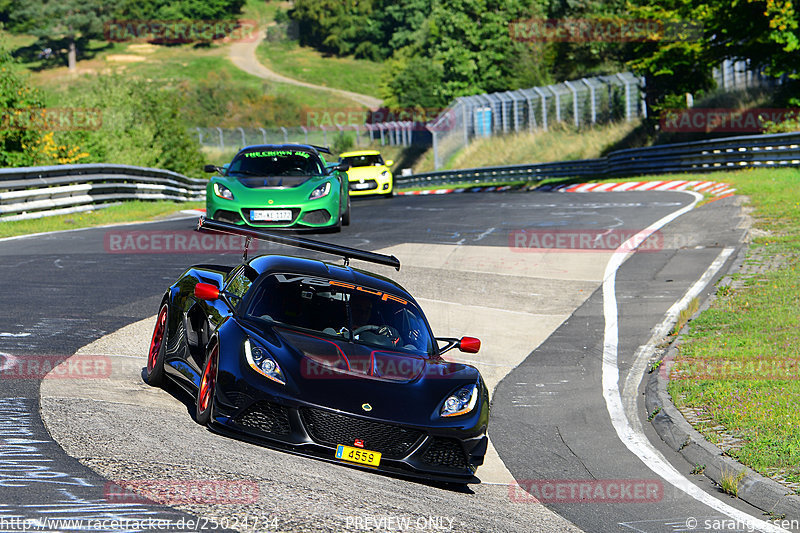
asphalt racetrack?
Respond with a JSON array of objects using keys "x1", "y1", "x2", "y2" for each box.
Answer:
[{"x1": 0, "y1": 189, "x2": 779, "y2": 532}]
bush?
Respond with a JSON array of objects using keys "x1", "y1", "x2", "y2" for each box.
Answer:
[
  {"x1": 58, "y1": 75, "x2": 206, "y2": 176},
  {"x1": 0, "y1": 47, "x2": 44, "y2": 166},
  {"x1": 332, "y1": 132, "x2": 354, "y2": 154},
  {"x1": 176, "y1": 71, "x2": 304, "y2": 128}
]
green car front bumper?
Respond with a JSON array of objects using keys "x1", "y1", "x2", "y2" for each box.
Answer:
[{"x1": 206, "y1": 177, "x2": 344, "y2": 229}]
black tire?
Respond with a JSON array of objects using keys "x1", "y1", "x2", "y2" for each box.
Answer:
[
  {"x1": 342, "y1": 196, "x2": 351, "y2": 226},
  {"x1": 196, "y1": 341, "x2": 219, "y2": 425},
  {"x1": 144, "y1": 302, "x2": 169, "y2": 387}
]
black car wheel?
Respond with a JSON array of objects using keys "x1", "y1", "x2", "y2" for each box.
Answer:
[
  {"x1": 342, "y1": 196, "x2": 351, "y2": 226},
  {"x1": 196, "y1": 341, "x2": 219, "y2": 425},
  {"x1": 144, "y1": 302, "x2": 168, "y2": 387}
]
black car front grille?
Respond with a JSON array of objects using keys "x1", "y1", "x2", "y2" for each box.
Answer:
[
  {"x1": 302, "y1": 209, "x2": 331, "y2": 225},
  {"x1": 421, "y1": 438, "x2": 468, "y2": 470},
  {"x1": 234, "y1": 401, "x2": 291, "y2": 436},
  {"x1": 299, "y1": 407, "x2": 423, "y2": 458},
  {"x1": 213, "y1": 210, "x2": 243, "y2": 224}
]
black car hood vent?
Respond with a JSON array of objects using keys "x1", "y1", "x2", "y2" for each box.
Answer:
[
  {"x1": 235, "y1": 176, "x2": 311, "y2": 189},
  {"x1": 277, "y1": 328, "x2": 434, "y2": 383}
]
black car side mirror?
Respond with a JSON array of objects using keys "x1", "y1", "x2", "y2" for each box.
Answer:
[{"x1": 204, "y1": 164, "x2": 222, "y2": 174}]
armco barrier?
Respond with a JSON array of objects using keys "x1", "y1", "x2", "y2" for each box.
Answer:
[
  {"x1": 397, "y1": 131, "x2": 800, "y2": 189},
  {"x1": 0, "y1": 164, "x2": 206, "y2": 221}
]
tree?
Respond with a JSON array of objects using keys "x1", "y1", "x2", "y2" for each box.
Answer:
[
  {"x1": 114, "y1": 0, "x2": 245, "y2": 21},
  {"x1": 62, "y1": 75, "x2": 205, "y2": 176},
  {"x1": 291, "y1": 0, "x2": 384, "y2": 59},
  {"x1": 703, "y1": 0, "x2": 800, "y2": 80},
  {"x1": 0, "y1": 46, "x2": 44, "y2": 166},
  {"x1": 399, "y1": 0, "x2": 536, "y2": 102},
  {"x1": 11, "y1": 0, "x2": 112, "y2": 71}
]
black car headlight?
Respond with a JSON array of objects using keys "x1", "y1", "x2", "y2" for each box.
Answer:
[
  {"x1": 309, "y1": 182, "x2": 331, "y2": 200},
  {"x1": 440, "y1": 384, "x2": 478, "y2": 417},
  {"x1": 244, "y1": 338, "x2": 285, "y2": 385},
  {"x1": 213, "y1": 182, "x2": 235, "y2": 201}
]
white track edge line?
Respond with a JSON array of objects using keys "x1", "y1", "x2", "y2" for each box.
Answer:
[{"x1": 601, "y1": 192, "x2": 786, "y2": 533}]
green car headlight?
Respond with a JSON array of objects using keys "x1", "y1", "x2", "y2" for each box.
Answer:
[
  {"x1": 309, "y1": 182, "x2": 331, "y2": 200},
  {"x1": 213, "y1": 182, "x2": 235, "y2": 201}
]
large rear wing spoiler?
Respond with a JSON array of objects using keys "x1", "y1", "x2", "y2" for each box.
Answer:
[{"x1": 196, "y1": 217, "x2": 401, "y2": 271}]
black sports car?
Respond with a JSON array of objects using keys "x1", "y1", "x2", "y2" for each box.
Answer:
[{"x1": 145, "y1": 218, "x2": 489, "y2": 483}]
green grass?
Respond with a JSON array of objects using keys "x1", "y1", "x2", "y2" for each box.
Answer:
[
  {"x1": 664, "y1": 167, "x2": 800, "y2": 489},
  {"x1": 414, "y1": 120, "x2": 642, "y2": 173},
  {"x1": 8, "y1": 26, "x2": 358, "y2": 122},
  {"x1": 0, "y1": 201, "x2": 202, "y2": 239},
  {"x1": 255, "y1": 39, "x2": 384, "y2": 99}
]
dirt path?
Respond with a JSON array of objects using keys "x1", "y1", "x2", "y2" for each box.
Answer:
[{"x1": 229, "y1": 30, "x2": 383, "y2": 109}]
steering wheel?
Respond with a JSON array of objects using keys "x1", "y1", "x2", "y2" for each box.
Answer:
[
  {"x1": 354, "y1": 324, "x2": 400, "y2": 342},
  {"x1": 281, "y1": 167, "x2": 306, "y2": 176}
]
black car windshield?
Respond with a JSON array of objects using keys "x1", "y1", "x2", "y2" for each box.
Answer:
[
  {"x1": 245, "y1": 273, "x2": 434, "y2": 355},
  {"x1": 228, "y1": 150, "x2": 325, "y2": 180},
  {"x1": 341, "y1": 154, "x2": 384, "y2": 167}
]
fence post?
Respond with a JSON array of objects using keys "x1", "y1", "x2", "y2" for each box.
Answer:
[
  {"x1": 550, "y1": 86, "x2": 561, "y2": 124},
  {"x1": 524, "y1": 92, "x2": 535, "y2": 133},
  {"x1": 564, "y1": 81, "x2": 579, "y2": 128},
  {"x1": 640, "y1": 76, "x2": 647, "y2": 119},
  {"x1": 533, "y1": 87, "x2": 548, "y2": 131},
  {"x1": 582, "y1": 79, "x2": 596, "y2": 124},
  {"x1": 460, "y1": 103, "x2": 469, "y2": 147},
  {"x1": 237, "y1": 127, "x2": 246, "y2": 147},
  {"x1": 215, "y1": 127, "x2": 224, "y2": 149},
  {"x1": 281, "y1": 127, "x2": 288, "y2": 143},
  {"x1": 354, "y1": 124, "x2": 361, "y2": 147},
  {"x1": 258, "y1": 127, "x2": 267, "y2": 144},
  {"x1": 429, "y1": 126, "x2": 440, "y2": 170},
  {"x1": 196, "y1": 127, "x2": 203, "y2": 144},
  {"x1": 616, "y1": 73, "x2": 632, "y2": 121}
]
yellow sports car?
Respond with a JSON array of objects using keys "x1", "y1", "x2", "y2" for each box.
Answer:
[{"x1": 339, "y1": 150, "x2": 394, "y2": 197}]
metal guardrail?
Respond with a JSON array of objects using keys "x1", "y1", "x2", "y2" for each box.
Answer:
[
  {"x1": 2, "y1": 131, "x2": 797, "y2": 221},
  {"x1": 0, "y1": 164, "x2": 206, "y2": 221},
  {"x1": 397, "y1": 132, "x2": 800, "y2": 188}
]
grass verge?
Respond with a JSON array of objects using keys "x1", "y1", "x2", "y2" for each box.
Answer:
[
  {"x1": 663, "y1": 167, "x2": 800, "y2": 491},
  {"x1": 255, "y1": 40, "x2": 384, "y2": 99},
  {"x1": 413, "y1": 120, "x2": 641, "y2": 173},
  {"x1": 0, "y1": 201, "x2": 202, "y2": 239}
]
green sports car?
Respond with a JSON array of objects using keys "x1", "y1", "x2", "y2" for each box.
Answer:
[{"x1": 204, "y1": 144, "x2": 351, "y2": 231}]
